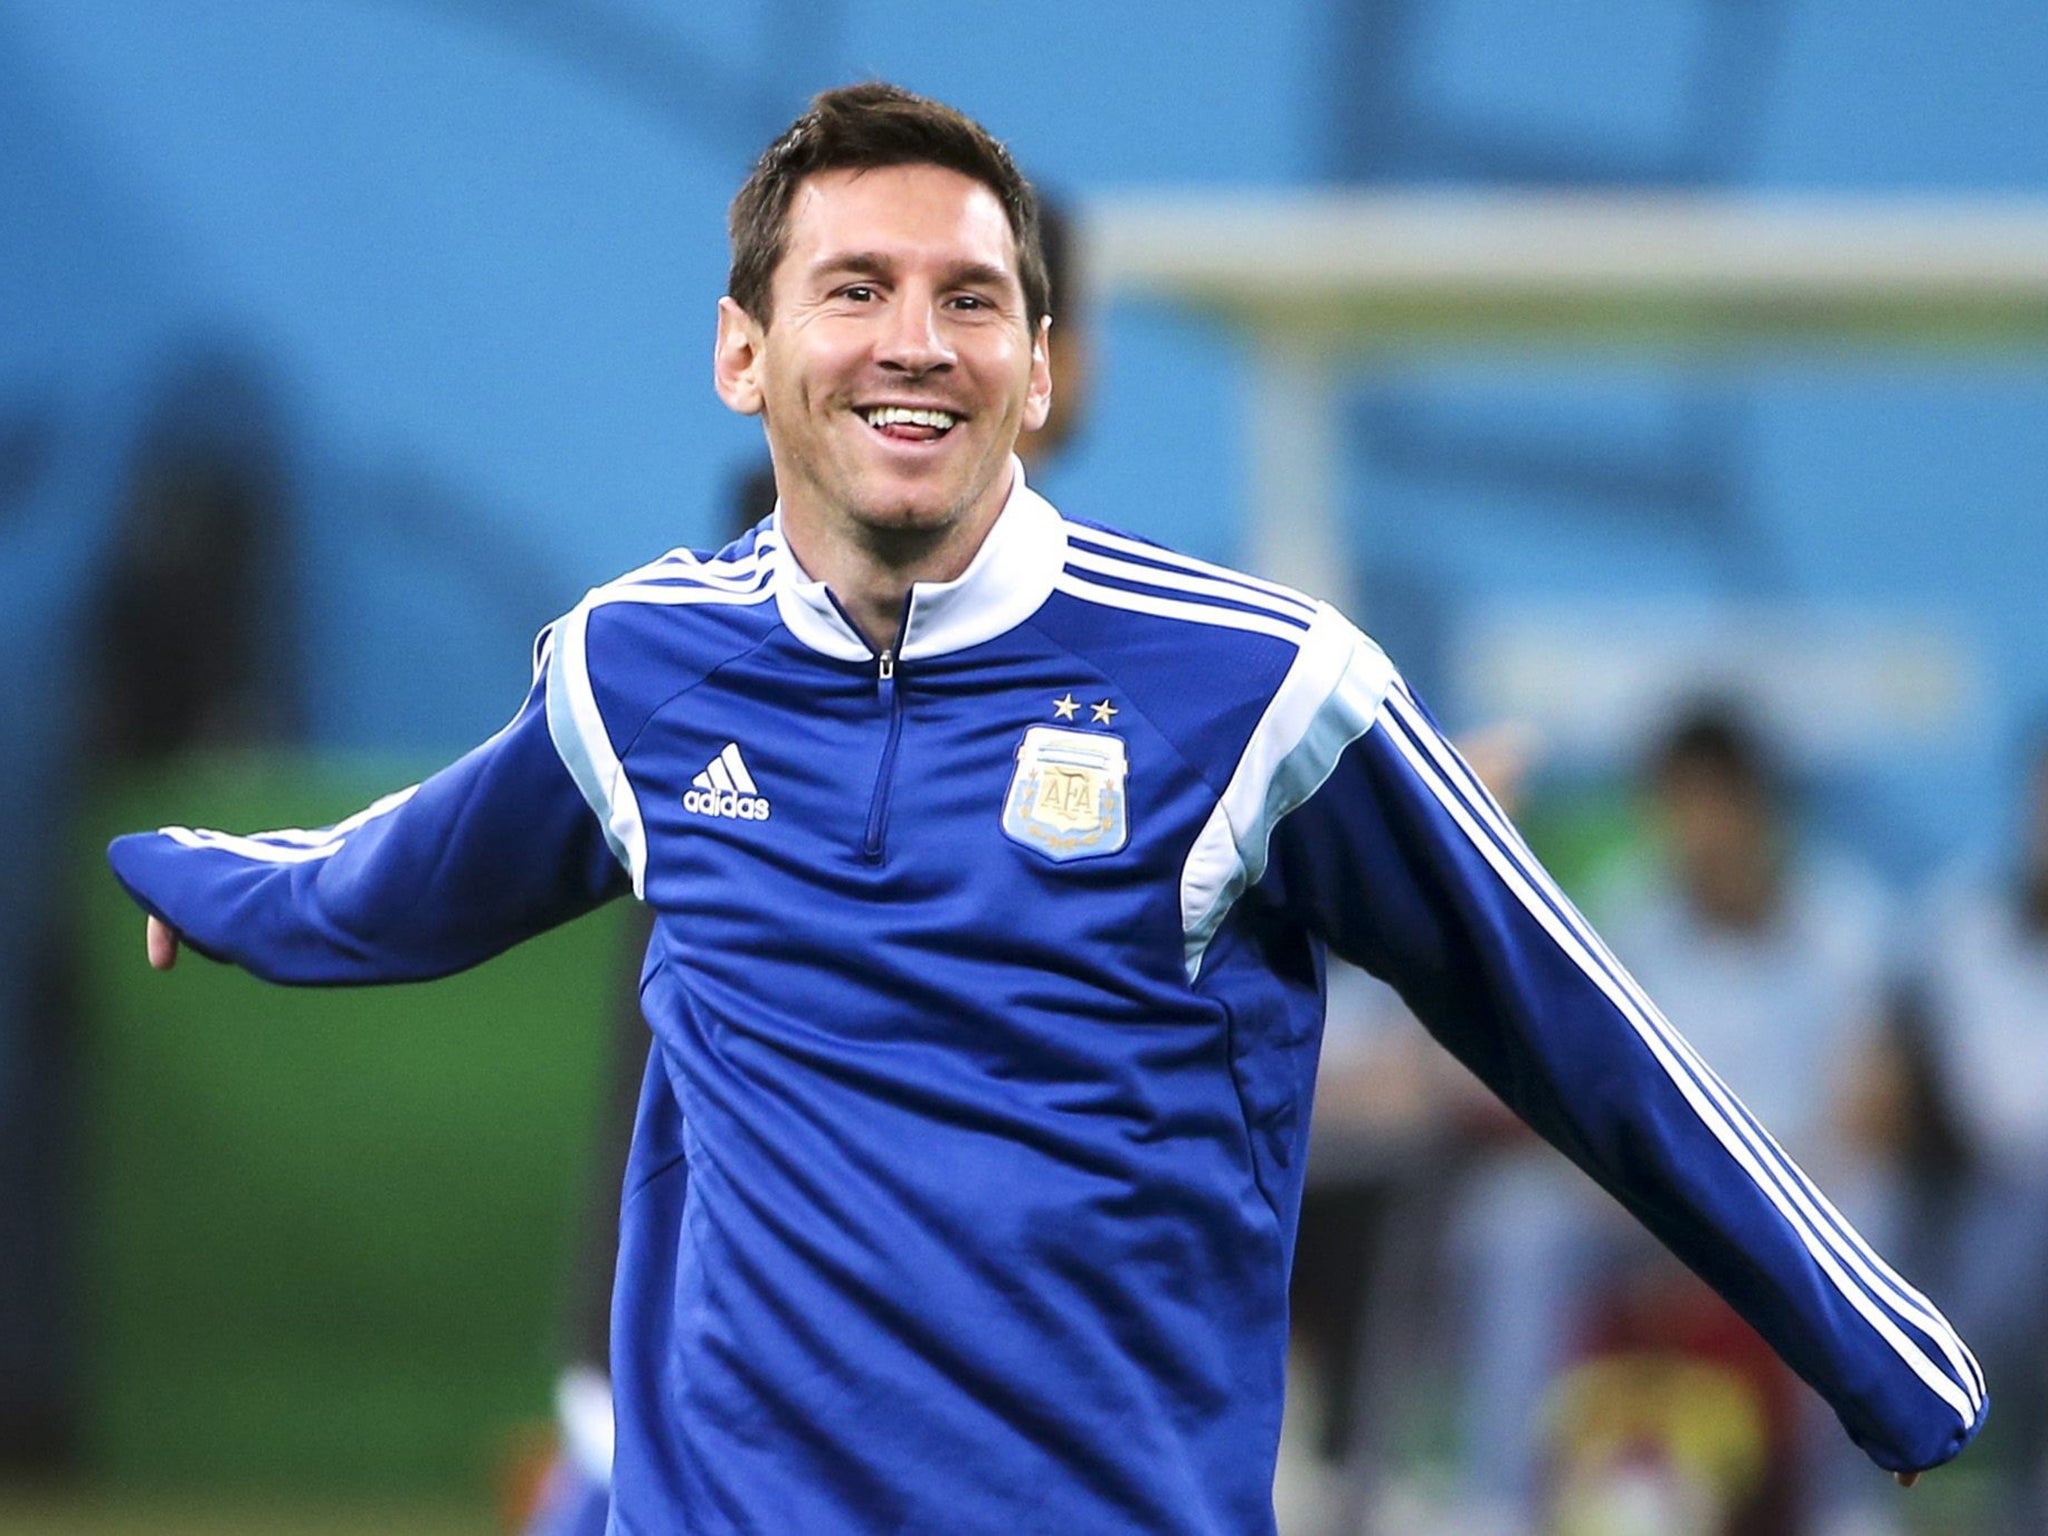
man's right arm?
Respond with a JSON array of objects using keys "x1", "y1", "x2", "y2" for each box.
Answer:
[{"x1": 108, "y1": 646, "x2": 630, "y2": 986}]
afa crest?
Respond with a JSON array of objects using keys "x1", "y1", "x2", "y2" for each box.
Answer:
[{"x1": 1002, "y1": 726, "x2": 1129, "y2": 862}]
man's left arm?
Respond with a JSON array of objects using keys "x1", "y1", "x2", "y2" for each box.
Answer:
[{"x1": 1241, "y1": 612, "x2": 1984, "y2": 1479}]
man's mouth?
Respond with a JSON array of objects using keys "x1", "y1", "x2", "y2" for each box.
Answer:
[{"x1": 860, "y1": 405, "x2": 958, "y2": 442}]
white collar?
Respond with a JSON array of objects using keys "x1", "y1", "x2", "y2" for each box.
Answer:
[{"x1": 765, "y1": 457, "x2": 1067, "y2": 662}]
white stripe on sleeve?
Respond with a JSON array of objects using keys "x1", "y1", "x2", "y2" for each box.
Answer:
[
  {"x1": 545, "y1": 601, "x2": 648, "y2": 898},
  {"x1": 537, "y1": 578, "x2": 777, "y2": 900},
  {"x1": 161, "y1": 785, "x2": 422, "y2": 865}
]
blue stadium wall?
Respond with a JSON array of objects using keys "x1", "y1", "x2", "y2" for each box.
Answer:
[{"x1": 5, "y1": 0, "x2": 2046, "y2": 873}]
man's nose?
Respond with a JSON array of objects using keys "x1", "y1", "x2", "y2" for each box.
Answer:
[{"x1": 875, "y1": 293, "x2": 954, "y2": 375}]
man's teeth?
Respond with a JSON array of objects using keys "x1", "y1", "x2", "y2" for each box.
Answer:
[{"x1": 863, "y1": 406, "x2": 956, "y2": 430}]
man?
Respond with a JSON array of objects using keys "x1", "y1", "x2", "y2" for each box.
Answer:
[
  {"x1": 110, "y1": 84, "x2": 1981, "y2": 1533},
  {"x1": 526, "y1": 199, "x2": 1089, "y2": 1536}
]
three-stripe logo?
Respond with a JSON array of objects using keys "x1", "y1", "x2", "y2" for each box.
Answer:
[{"x1": 683, "y1": 743, "x2": 771, "y2": 822}]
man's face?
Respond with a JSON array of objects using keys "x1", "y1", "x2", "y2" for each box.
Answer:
[
  {"x1": 715, "y1": 163, "x2": 1051, "y2": 547},
  {"x1": 1656, "y1": 763, "x2": 1779, "y2": 927}
]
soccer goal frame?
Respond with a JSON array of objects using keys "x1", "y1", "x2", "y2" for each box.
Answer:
[{"x1": 1080, "y1": 191, "x2": 2048, "y2": 615}]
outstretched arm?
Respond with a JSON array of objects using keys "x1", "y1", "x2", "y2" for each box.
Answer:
[
  {"x1": 1240, "y1": 612, "x2": 1983, "y2": 1478},
  {"x1": 110, "y1": 654, "x2": 630, "y2": 986}
]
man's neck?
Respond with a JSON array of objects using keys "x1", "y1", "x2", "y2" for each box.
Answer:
[
  {"x1": 779, "y1": 473, "x2": 1014, "y2": 654},
  {"x1": 814, "y1": 526, "x2": 946, "y2": 653}
]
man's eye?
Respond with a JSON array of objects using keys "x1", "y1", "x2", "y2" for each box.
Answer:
[
  {"x1": 949, "y1": 294, "x2": 991, "y2": 311},
  {"x1": 840, "y1": 285, "x2": 877, "y2": 303}
]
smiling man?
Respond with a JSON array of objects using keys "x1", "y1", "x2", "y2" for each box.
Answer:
[{"x1": 110, "y1": 84, "x2": 1982, "y2": 1533}]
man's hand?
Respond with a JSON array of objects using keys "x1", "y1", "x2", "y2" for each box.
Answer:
[{"x1": 146, "y1": 915, "x2": 181, "y2": 971}]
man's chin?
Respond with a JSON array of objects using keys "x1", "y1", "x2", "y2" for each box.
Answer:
[
  {"x1": 842, "y1": 467, "x2": 978, "y2": 528},
  {"x1": 780, "y1": 452, "x2": 1012, "y2": 551},
  {"x1": 848, "y1": 498, "x2": 967, "y2": 540}
]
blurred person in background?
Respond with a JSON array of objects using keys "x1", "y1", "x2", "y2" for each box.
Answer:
[
  {"x1": 1916, "y1": 726, "x2": 2048, "y2": 1533},
  {"x1": 1594, "y1": 705, "x2": 1912, "y2": 1536},
  {"x1": 1450, "y1": 702, "x2": 1907, "y2": 1536},
  {"x1": 1607, "y1": 706, "x2": 1896, "y2": 1201},
  {"x1": 0, "y1": 351, "x2": 296, "y2": 1468}
]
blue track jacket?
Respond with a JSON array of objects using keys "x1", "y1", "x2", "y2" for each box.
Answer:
[{"x1": 109, "y1": 465, "x2": 1984, "y2": 1534}]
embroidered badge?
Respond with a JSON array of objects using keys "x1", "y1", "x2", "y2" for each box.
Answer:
[{"x1": 1002, "y1": 726, "x2": 1129, "y2": 862}]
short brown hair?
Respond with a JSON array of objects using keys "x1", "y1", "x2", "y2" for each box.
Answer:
[
  {"x1": 727, "y1": 82, "x2": 1049, "y2": 332},
  {"x1": 1651, "y1": 701, "x2": 1780, "y2": 804}
]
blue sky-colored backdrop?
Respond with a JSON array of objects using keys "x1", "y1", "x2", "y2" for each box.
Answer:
[{"x1": 4, "y1": 0, "x2": 2045, "y2": 878}]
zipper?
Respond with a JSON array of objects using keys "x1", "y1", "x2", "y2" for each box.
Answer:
[{"x1": 861, "y1": 601, "x2": 912, "y2": 862}]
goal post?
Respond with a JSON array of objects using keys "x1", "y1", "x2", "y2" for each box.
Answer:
[{"x1": 1080, "y1": 191, "x2": 2048, "y2": 612}]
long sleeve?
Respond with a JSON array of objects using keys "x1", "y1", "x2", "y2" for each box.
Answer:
[
  {"x1": 1259, "y1": 621, "x2": 1985, "y2": 1474},
  {"x1": 106, "y1": 641, "x2": 630, "y2": 985}
]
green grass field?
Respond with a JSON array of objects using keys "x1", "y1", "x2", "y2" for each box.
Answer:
[
  {"x1": 75, "y1": 758, "x2": 631, "y2": 1495},
  {"x1": 0, "y1": 1491, "x2": 502, "y2": 1536}
]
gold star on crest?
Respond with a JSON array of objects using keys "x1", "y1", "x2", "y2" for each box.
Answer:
[
  {"x1": 1052, "y1": 693, "x2": 1079, "y2": 720},
  {"x1": 1091, "y1": 699, "x2": 1118, "y2": 725}
]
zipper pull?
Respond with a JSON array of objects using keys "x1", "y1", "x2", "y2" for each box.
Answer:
[{"x1": 878, "y1": 649, "x2": 896, "y2": 683}]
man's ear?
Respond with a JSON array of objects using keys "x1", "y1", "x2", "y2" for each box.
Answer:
[
  {"x1": 714, "y1": 297, "x2": 766, "y2": 417},
  {"x1": 1021, "y1": 315, "x2": 1053, "y2": 434}
]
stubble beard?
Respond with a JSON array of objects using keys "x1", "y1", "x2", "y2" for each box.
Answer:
[
  {"x1": 775, "y1": 412, "x2": 1012, "y2": 581},
  {"x1": 838, "y1": 476, "x2": 1003, "y2": 584}
]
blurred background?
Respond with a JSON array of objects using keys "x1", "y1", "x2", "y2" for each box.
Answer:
[{"x1": 4, "y1": 2, "x2": 2046, "y2": 1534}]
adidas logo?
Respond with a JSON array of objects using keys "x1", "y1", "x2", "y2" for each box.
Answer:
[{"x1": 683, "y1": 742, "x2": 772, "y2": 822}]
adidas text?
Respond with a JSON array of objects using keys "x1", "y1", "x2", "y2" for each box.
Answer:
[{"x1": 683, "y1": 788, "x2": 771, "y2": 821}]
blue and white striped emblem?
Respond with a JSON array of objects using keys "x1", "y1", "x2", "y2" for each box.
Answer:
[{"x1": 1002, "y1": 726, "x2": 1129, "y2": 862}]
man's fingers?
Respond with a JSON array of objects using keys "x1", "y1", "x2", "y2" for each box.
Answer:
[{"x1": 146, "y1": 915, "x2": 181, "y2": 972}]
